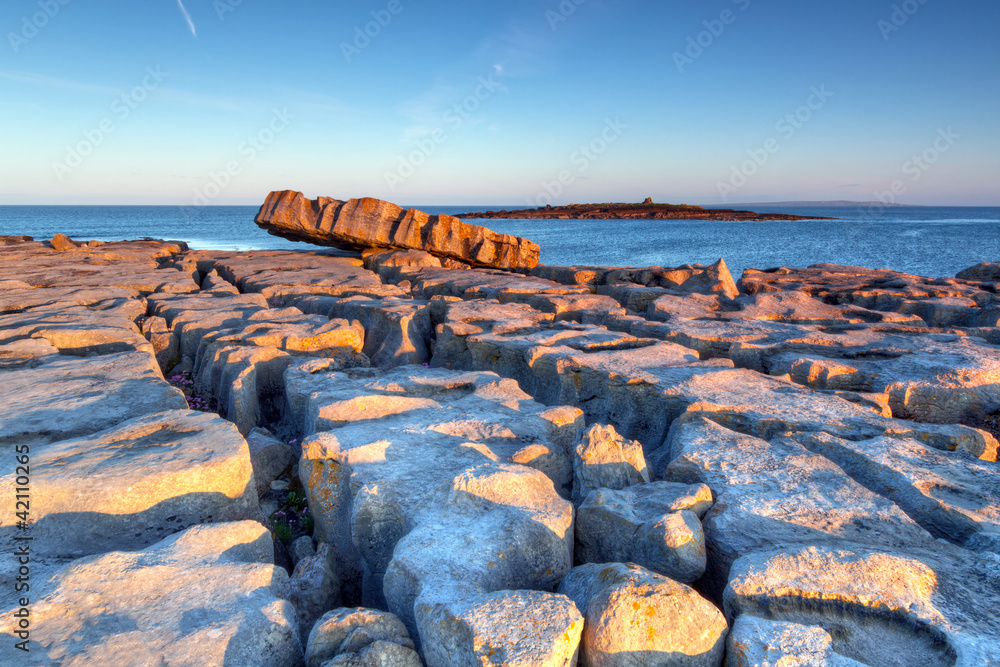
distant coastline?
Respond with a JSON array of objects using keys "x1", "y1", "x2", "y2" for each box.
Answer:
[
  {"x1": 456, "y1": 200, "x2": 834, "y2": 222},
  {"x1": 712, "y1": 200, "x2": 916, "y2": 208}
]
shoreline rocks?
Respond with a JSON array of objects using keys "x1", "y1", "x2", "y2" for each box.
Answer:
[{"x1": 3, "y1": 233, "x2": 1000, "y2": 666}]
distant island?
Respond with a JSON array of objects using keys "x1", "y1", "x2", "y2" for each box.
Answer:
[
  {"x1": 456, "y1": 199, "x2": 835, "y2": 221},
  {"x1": 717, "y1": 200, "x2": 913, "y2": 208}
]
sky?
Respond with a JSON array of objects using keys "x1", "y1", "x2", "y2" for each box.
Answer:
[{"x1": 1, "y1": 0, "x2": 998, "y2": 206}]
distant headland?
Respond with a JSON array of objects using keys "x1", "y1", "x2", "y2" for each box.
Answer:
[{"x1": 456, "y1": 198, "x2": 835, "y2": 221}]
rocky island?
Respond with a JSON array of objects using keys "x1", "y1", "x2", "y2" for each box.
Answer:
[
  {"x1": 455, "y1": 198, "x2": 835, "y2": 221},
  {"x1": 1, "y1": 192, "x2": 998, "y2": 667}
]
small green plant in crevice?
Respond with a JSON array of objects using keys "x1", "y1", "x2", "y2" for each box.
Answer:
[
  {"x1": 286, "y1": 491, "x2": 307, "y2": 512},
  {"x1": 163, "y1": 355, "x2": 181, "y2": 375},
  {"x1": 269, "y1": 499, "x2": 314, "y2": 543},
  {"x1": 271, "y1": 516, "x2": 293, "y2": 544}
]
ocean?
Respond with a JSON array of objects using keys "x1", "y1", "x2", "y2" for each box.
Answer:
[{"x1": 1, "y1": 204, "x2": 997, "y2": 279}]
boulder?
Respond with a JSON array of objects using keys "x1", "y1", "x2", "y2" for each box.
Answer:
[
  {"x1": 291, "y1": 535, "x2": 318, "y2": 567},
  {"x1": 306, "y1": 607, "x2": 416, "y2": 667},
  {"x1": 956, "y1": 262, "x2": 1000, "y2": 282},
  {"x1": 575, "y1": 482, "x2": 712, "y2": 583},
  {"x1": 558, "y1": 562, "x2": 728, "y2": 667},
  {"x1": 50, "y1": 233, "x2": 79, "y2": 251},
  {"x1": 416, "y1": 588, "x2": 583, "y2": 667},
  {"x1": 0, "y1": 522, "x2": 302, "y2": 667},
  {"x1": 255, "y1": 190, "x2": 540, "y2": 271},
  {"x1": 572, "y1": 423, "x2": 650, "y2": 504}
]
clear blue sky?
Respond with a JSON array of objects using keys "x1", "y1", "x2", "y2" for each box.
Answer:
[{"x1": 1, "y1": 0, "x2": 997, "y2": 205}]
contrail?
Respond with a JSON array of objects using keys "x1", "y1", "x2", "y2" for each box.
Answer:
[{"x1": 176, "y1": 0, "x2": 196, "y2": 36}]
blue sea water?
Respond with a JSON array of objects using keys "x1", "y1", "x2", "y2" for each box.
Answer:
[{"x1": 1, "y1": 204, "x2": 998, "y2": 279}]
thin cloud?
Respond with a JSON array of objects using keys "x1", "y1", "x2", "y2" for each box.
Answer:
[
  {"x1": 0, "y1": 70, "x2": 119, "y2": 95},
  {"x1": 176, "y1": 0, "x2": 197, "y2": 37}
]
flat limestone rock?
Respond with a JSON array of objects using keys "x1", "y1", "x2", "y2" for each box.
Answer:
[
  {"x1": 296, "y1": 295, "x2": 434, "y2": 368},
  {"x1": 0, "y1": 350, "x2": 188, "y2": 448},
  {"x1": 794, "y1": 432, "x2": 1000, "y2": 551},
  {"x1": 723, "y1": 545, "x2": 1000, "y2": 667},
  {"x1": 255, "y1": 190, "x2": 540, "y2": 271},
  {"x1": 655, "y1": 367, "x2": 997, "y2": 461},
  {"x1": 558, "y1": 562, "x2": 728, "y2": 667},
  {"x1": 0, "y1": 522, "x2": 302, "y2": 667},
  {"x1": 726, "y1": 616, "x2": 867, "y2": 667},
  {"x1": 0, "y1": 410, "x2": 259, "y2": 558},
  {"x1": 662, "y1": 417, "x2": 937, "y2": 595},
  {"x1": 766, "y1": 335, "x2": 1000, "y2": 428}
]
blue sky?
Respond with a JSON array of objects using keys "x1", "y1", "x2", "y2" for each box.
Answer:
[{"x1": 1, "y1": 0, "x2": 997, "y2": 205}]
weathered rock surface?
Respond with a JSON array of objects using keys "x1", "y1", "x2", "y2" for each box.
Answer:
[
  {"x1": 247, "y1": 427, "x2": 296, "y2": 496},
  {"x1": 558, "y1": 562, "x2": 728, "y2": 667},
  {"x1": 572, "y1": 423, "x2": 650, "y2": 504},
  {"x1": 575, "y1": 482, "x2": 712, "y2": 583},
  {"x1": 255, "y1": 190, "x2": 540, "y2": 271},
  {"x1": 0, "y1": 410, "x2": 259, "y2": 558},
  {"x1": 294, "y1": 365, "x2": 581, "y2": 658},
  {"x1": 724, "y1": 545, "x2": 1000, "y2": 667},
  {"x1": 416, "y1": 589, "x2": 582, "y2": 667},
  {"x1": 793, "y1": 431, "x2": 1000, "y2": 551},
  {"x1": 7, "y1": 233, "x2": 1000, "y2": 667},
  {"x1": 291, "y1": 543, "x2": 342, "y2": 640},
  {"x1": 306, "y1": 608, "x2": 421, "y2": 666},
  {"x1": 0, "y1": 350, "x2": 188, "y2": 447},
  {"x1": 662, "y1": 417, "x2": 938, "y2": 595},
  {"x1": 0, "y1": 522, "x2": 302, "y2": 667},
  {"x1": 726, "y1": 616, "x2": 867, "y2": 667}
]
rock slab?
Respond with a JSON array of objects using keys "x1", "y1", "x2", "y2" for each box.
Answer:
[{"x1": 255, "y1": 190, "x2": 540, "y2": 271}]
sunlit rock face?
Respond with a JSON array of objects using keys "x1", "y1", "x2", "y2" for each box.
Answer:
[{"x1": 255, "y1": 190, "x2": 541, "y2": 271}]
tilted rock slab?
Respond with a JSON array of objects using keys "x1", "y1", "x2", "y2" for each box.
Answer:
[
  {"x1": 255, "y1": 190, "x2": 540, "y2": 271},
  {"x1": 0, "y1": 522, "x2": 302, "y2": 667}
]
